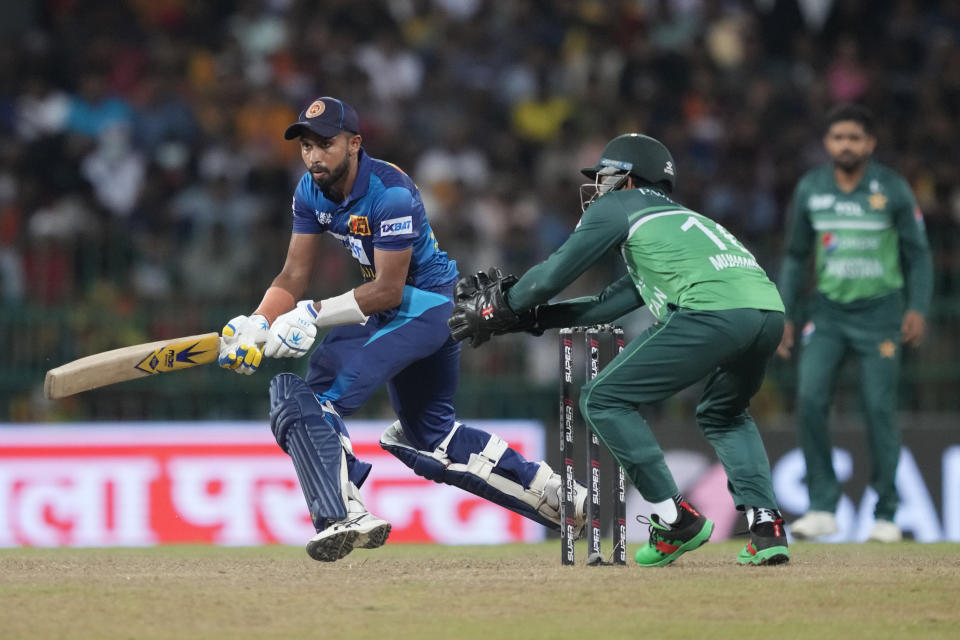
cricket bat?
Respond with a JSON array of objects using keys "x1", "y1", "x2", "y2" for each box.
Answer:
[{"x1": 44, "y1": 333, "x2": 222, "y2": 399}]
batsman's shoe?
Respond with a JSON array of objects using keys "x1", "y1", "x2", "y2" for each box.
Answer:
[
  {"x1": 789, "y1": 510, "x2": 837, "y2": 540},
  {"x1": 355, "y1": 511, "x2": 393, "y2": 549},
  {"x1": 738, "y1": 508, "x2": 790, "y2": 566},
  {"x1": 544, "y1": 473, "x2": 589, "y2": 538},
  {"x1": 306, "y1": 522, "x2": 358, "y2": 562},
  {"x1": 634, "y1": 502, "x2": 714, "y2": 568},
  {"x1": 305, "y1": 500, "x2": 391, "y2": 562},
  {"x1": 867, "y1": 519, "x2": 902, "y2": 543}
]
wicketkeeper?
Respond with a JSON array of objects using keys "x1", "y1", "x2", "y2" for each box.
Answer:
[{"x1": 450, "y1": 133, "x2": 790, "y2": 566}]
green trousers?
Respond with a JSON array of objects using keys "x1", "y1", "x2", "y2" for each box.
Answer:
[
  {"x1": 796, "y1": 294, "x2": 902, "y2": 521},
  {"x1": 580, "y1": 307, "x2": 783, "y2": 510}
]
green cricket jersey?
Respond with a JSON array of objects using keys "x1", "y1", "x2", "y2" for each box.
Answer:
[
  {"x1": 778, "y1": 160, "x2": 933, "y2": 319},
  {"x1": 507, "y1": 186, "x2": 783, "y2": 326}
]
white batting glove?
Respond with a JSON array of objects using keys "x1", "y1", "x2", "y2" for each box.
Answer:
[
  {"x1": 264, "y1": 301, "x2": 319, "y2": 358},
  {"x1": 219, "y1": 314, "x2": 270, "y2": 374}
]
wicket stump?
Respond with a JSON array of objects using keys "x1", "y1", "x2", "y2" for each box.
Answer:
[{"x1": 559, "y1": 325, "x2": 627, "y2": 566}]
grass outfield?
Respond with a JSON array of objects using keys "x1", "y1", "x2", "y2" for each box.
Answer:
[{"x1": 1, "y1": 541, "x2": 958, "y2": 640}]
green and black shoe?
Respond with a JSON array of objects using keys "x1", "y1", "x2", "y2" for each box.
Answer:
[
  {"x1": 738, "y1": 508, "x2": 790, "y2": 566},
  {"x1": 634, "y1": 501, "x2": 714, "y2": 567}
]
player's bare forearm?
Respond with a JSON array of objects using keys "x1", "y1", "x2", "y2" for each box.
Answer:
[
  {"x1": 270, "y1": 233, "x2": 323, "y2": 301},
  {"x1": 352, "y1": 247, "x2": 412, "y2": 314}
]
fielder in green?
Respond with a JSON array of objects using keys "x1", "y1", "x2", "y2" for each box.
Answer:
[
  {"x1": 449, "y1": 133, "x2": 789, "y2": 566},
  {"x1": 777, "y1": 104, "x2": 933, "y2": 543}
]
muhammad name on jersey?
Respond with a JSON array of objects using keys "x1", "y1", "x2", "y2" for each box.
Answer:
[{"x1": 708, "y1": 253, "x2": 763, "y2": 271}]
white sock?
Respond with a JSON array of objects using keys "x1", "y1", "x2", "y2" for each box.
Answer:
[
  {"x1": 752, "y1": 507, "x2": 777, "y2": 525},
  {"x1": 745, "y1": 508, "x2": 755, "y2": 530},
  {"x1": 652, "y1": 497, "x2": 679, "y2": 525}
]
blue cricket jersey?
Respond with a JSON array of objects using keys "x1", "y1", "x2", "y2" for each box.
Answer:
[{"x1": 290, "y1": 149, "x2": 457, "y2": 291}]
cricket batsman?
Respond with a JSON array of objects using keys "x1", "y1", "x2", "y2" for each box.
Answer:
[{"x1": 216, "y1": 96, "x2": 587, "y2": 562}]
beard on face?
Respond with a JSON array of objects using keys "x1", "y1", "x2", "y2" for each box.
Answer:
[
  {"x1": 311, "y1": 154, "x2": 350, "y2": 193},
  {"x1": 833, "y1": 149, "x2": 867, "y2": 173}
]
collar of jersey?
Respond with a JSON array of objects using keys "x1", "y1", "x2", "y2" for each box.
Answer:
[
  {"x1": 343, "y1": 148, "x2": 372, "y2": 205},
  {"x1": 312, "y1": 148, "x2": 372, "y2": 210}
]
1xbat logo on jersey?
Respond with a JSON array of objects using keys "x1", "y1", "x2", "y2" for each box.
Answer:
[{"x1": 380, "y1": 216, "x2": 412, "y2": 236}]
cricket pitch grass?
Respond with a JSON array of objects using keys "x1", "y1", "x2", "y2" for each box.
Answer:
[{"x1": 2, "y1": 541, "x2": 958, "y2": 640}]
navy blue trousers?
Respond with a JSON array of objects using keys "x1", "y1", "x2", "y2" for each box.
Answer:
[{"x1": 306, "y1": 284, "x2": 540, "y2": 489}]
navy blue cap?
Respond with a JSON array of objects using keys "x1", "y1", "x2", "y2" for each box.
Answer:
[{"x1": 283, "y1": 97, "x2": 360, "y2": 140}]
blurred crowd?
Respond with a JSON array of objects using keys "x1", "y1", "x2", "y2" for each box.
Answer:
[{"x1": 2, "y1": 0, "x2": 959, "y2": 418}]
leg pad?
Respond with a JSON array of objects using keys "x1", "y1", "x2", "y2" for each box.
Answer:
[
  {"x1": 380, "y1": 420, "x2": 559, "y2": 530},
  {"x1": 270, "y1": 373, "x2": 349, "y2": 529}
]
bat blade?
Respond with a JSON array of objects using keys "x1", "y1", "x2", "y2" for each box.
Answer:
[{"x1": 44, "y1": 333, "x2": 222, "y2": 399}]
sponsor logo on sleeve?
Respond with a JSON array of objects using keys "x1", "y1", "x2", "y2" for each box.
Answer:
[{"x1": 380, "y1": 216, "x2": 413, "y2": 236}]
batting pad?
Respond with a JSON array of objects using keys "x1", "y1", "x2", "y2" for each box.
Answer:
[
  {"x1": 379, "y1": 420, "x2": 560, "y2": 531},
  {"x1": 269, "y1": 373, "x2": 349, "y2": 530}
]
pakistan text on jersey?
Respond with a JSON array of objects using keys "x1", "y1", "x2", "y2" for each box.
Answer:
[
  {"x1": 824, "y1": 258, "x2": 884, "y2": 279},
  {"x1": 708, "y1": 253, "x2": 763, "y2": 272}
]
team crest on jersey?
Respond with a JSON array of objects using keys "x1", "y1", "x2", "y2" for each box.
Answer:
[
  {"x1": 306, "y1": 100, "x2": 326, "y2": 118},
  {"x1": 868, "y1": 192, "x2": 887, "y2": 210},
  {"x1": 878, "y1": 340, "x2": 896, "y2": 358},
  {"x1": 349, "y1": 215, "x2": 371, "y2": 235},
  {"x1": 801, "y1": 322, "x2": 816, "y2": 344}
]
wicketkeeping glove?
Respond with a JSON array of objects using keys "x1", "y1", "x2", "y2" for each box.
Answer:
[
  {"x1": 264, "y1": 300, "x2": 319, "y2": 358},
  {"x1": 448, "y1": 267, "x2": 541, "y2": 348},
  {"x1": 219, "y1": 314, "x2": 270, "y2": 374}
]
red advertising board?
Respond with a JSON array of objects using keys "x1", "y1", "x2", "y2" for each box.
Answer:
[{"x1": 0, "y1": 421, "x2": 546, "y2": 548}]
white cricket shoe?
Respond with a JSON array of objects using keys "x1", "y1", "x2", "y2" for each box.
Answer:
[
  {"x1": 305, "y1": 498, "x2": 391, "y2": 562},
  {"x1": 544, "y1": 473, "x2": 589, "y2": 537},
  {"x1": 867, "y1": 519, "x2": 903, "y2": 543},
  {"x1": 789, "y1": 510, "x2": 838, "y2": 540}
]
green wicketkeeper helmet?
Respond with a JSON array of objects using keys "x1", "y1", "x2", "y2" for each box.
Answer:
[{"x1": 581, "y1": 133, "x2": 676, "y2": 193}]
